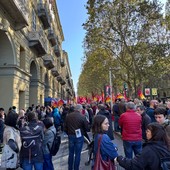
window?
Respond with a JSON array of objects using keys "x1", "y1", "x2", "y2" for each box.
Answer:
[
  {"x1": 32, "y1": 9, "x2": 36, "y2": 31},
  {"x1": 20, "y1": 46, "x2": 26, "y2": 70}
]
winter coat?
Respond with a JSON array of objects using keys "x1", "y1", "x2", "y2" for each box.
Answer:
[
  {"x1": 52, "y1": 108, "x2": 62, "y2": 126},
  {"x1": 119, "y1": 109, "x2": 142, "y2": 141},
  {"x1": 141, "y1": 112, "x2": 151, "y2": 141},
  {"x1": 42, "y1": 125, "x2": 56, "y2": 154},
  {"x1": 20, "y1": 120, "x2": 44, "y2": 163},
  {"x1": 146, "y1": 107, "x2": 156, "y2": 122},
  {"x1": 117, "y1": 141, "x2": 170, "y2": 170},
  {"x1": 64, "y1": 111, "x2": 89, "y2": 136},
  {"x1": 97, "y1": 109, "x2": 114, "y2": 140}
]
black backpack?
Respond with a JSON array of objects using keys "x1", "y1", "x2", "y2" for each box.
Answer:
[
  {"x1": 20, "y1": 125, "x2": 43, "y2": 158},
  {"x1": 48, "y1": 130, "x2": 61, "y2": 156},
  {"x1": 151, "y1": 146, "x2": 170, "y2": 170}
]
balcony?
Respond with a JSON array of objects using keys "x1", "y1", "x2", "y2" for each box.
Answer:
[
  {"x1": 57, "y1": 76, "x2": 62, "y2": 82},
  {"x1": 51, "y1": 68, "x2": 59, "y2": 77},
  {"x1": 48, "y1": 29, "x2": 57, "y2": 46},
  {"x1": 28, "y1": 31, "x2": 48, "y2": 57},
  {"x1": 42, "y1": 55, "x2": 54, "y2": 70},
  {"x1": 54, "y1": 45, "x2": 60, "y2": 57},
  {"x1": 60, "y1": 59, "x2": 65, "y2": 67},
  {"x1": 66, "y1": 73, "x2": 69, "y2": 79},
  {"x1": 60, "y1": 79, "x2": 66, "y2": 86},
  {"x1": 67, "y1": 78, "x2": 72, "y2": 87},
  {"x1": 37, "y1": 3, "x2": 50, "y2": 30},
  {"x1": 0, "y1": 0, "x2": 28, "y2": 30}
]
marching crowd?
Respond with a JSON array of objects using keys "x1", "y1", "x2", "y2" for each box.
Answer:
[{"x1": 0, "y1": 98, "x2": 169, "y2": 170}]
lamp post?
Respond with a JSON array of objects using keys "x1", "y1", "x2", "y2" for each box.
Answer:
[{"x1": 109, "y1": 68, "x2": 113, "y2": 114}]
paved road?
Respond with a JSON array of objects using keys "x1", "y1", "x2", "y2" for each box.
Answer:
[{"x1": 53, "y1": 131, "x2": 125, "y2": 170}]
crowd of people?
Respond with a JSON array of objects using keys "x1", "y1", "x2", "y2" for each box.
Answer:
[{"x1": 0, "y1": 98, "x2": 169, "y2": 170}]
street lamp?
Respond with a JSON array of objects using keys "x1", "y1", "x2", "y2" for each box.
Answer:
[{"x1": 109, "y1": 68, "x2": 113, "y2": 114}]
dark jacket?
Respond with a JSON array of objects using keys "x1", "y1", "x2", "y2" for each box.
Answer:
[
  {"x1": 97, "y1": 109, "x2": 114, "y2": 140},
  {"x1": 146, "y1": 107, "x2": 156, "y2": 122},
  {"x1": 20, "y1": 120, "x2": 44, "y2": 163},
  {"x1": 117, "y1": 141, "x2": 170, "y2": 170},
  {"x1": 64, "y1": 111, "x2": 88, "y2": 136},
  {"x1": 0, "y1": 118, "x2": 4, "y2": 143},
  {"x1": 141, "y1": 112, "x2": 151, "y2": 141}
]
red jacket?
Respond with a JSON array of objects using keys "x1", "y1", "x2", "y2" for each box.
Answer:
[{"x1": 119, "y1": 109, "x2": 142, "y2": 141}]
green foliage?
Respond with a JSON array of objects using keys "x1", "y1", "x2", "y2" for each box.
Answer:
[{"x1": 78, "y1": 0, "x2": 170, "y2": 97}]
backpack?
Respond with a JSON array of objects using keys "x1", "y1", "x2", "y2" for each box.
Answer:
[
  {"x1": 20, "y1": 125, "x2": 43, "y2": 158},
  {"x1": 160, "y1": 157, "x2": 170, "y2": 170},
  {"x1": 48, "y1": 130, "x2": 61, "y2": 156},
  {"x1": 151, "y1": 146, "x2": 170, "y2": 170}
]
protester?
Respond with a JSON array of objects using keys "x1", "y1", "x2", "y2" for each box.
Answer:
[
  {"x1": 1, "y1": 110, "x2": 21, "y2": 170},
  {"x1": 20, "y1": 111, "x2": 44, "y2": 170},
  {"x1": 52, "y1": 106, "x2": 62, "y2": 132},
  {"x1": 64, "y1": 104, "x2": 89, "y2": 170},
  {"x1": 146, "y1": 100, "x2": 158, "y2": 122},
  {"x1": 116, "y1": 122, "x2": 170, "y2": 170},
  {"x1": 136, "y1": 105, "x2": 151, "y2": 142},
  {"x1": 42, "y1": 117, "x2": 56, "y2": 170},
  {"x1": 92, "y1": 115, "x2": 118, "y2": 169},
  {"x1": 97, "y1": 104, "x2": 114, "y2": 140},
  {"x1": 119, "y1": 102, "x2": 142, "y2": 158},
  {"x1": 17, "y1": 109, "x2": 27, "y2": 129},
  {"x1": 154, "y1": 107, "x2": 170, "y2": 138}
]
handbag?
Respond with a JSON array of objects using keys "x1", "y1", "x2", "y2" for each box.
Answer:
[{"x1": 93, "y1": 135, "x2": 115, "y2": 170}]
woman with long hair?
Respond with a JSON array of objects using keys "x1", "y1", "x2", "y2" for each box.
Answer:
[
  {"x1": 92, "y1": 115, "x2": 118, "y2": 169},
  {"x1": 116, "y1": 122, "x2": 170, "y2": 170}
]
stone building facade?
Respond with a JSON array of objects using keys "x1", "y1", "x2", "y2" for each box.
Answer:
[{"x1": 0, "y1": 0, "x2": 74, "y2": 112}]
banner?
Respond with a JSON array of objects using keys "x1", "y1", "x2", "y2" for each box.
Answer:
[
  {"x1": 144, "y1": 88, "x2": 150, "y2": 96},
  {"x1": 152, "y1": 88, "x2": 157, "y2": 96}
]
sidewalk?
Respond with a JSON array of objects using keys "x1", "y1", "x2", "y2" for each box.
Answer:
[{"x1": 53, "y1": 131, "x2": 125, "y2": 170}]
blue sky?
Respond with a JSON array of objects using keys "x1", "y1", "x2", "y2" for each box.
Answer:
[
  {"x1": 57, "y1": 0, "x2": 87, "y2": 93},
  {"x1": 57, "y1": 0, "x2": 167, "y2": 93}
]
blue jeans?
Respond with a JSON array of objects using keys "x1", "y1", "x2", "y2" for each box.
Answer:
[
  {"x1": 123, "y1": 140, "x2": 142, "y2": 159},
  {"x1": 68, "y1": 135, "x2": 84, "y2": 170},
  {"x1": 43, "y1": 154, "x2": 54, "y2": 170},
  {"x1": 21, "y1": 159, "x2": 43, "y2": 170}
]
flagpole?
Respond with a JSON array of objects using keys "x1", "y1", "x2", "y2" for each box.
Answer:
[{"x1": 109, "y1": 68, "x2": 113, "y2": 114}]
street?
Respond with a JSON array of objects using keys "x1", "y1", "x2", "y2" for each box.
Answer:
[
  {"x1": 52, "y1": 131, "x2": 125, "y2": 170},
  {"x1": 0, "y1": 131, "x2": 125, "y2": 170}
]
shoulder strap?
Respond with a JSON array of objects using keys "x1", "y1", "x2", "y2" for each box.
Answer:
[
  {"x1": 97, "y1": 134, "x2": 103, "y2": 152},
  {"x1": 49, "y1": 129, "x2": 55, "y2": 137}
]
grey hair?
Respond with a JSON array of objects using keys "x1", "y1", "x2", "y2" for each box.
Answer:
[
  {"x1": 75, "y1": 104, "x2": 83, "y2": 111},
  {"x1": 126, "y1": 102, "x2": 135, "y2": 110}
]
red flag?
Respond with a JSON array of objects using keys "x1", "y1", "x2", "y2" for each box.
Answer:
[{"x1": 57, "y1": 99, "x2": 64, "y2": 107}]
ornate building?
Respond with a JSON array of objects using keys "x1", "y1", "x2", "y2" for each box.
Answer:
[{"x1": 0, "y1": 0, "x2": 74, "y2": 111}]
